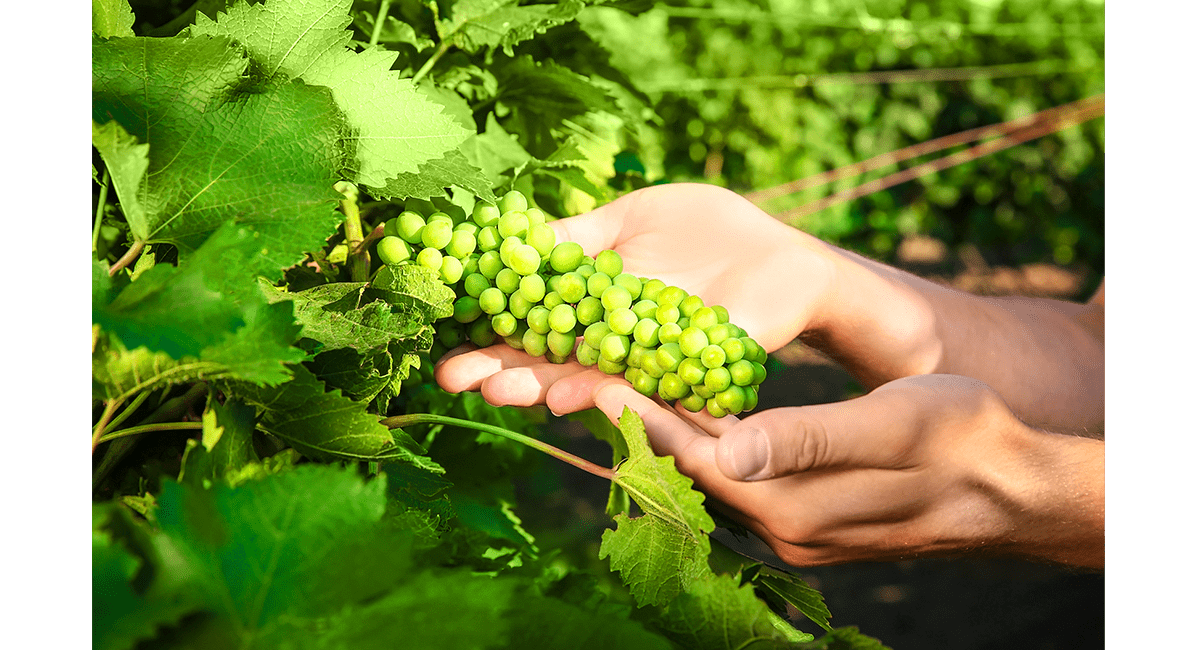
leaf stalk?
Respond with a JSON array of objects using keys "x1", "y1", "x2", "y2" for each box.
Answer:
[
  {"x1": 411, "y1": 41, "x2": 451, "y2": 85},
  {"x1": 368, "y1": 0, "x2": 392, "y2": 47},
  {"x1": 95, "y1": 421, "x2": 205, "y2": 447}
]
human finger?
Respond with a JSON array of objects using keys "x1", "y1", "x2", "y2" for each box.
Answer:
[
  {"x1": 548, "y1": 196, "x2": 632, "y2": 257},
  {"x1": 478, "y1": 359, "x2": 593, "y2": 408},
  {"x1": 434, "y1": 343, "x2": 553, "y2": 393}
]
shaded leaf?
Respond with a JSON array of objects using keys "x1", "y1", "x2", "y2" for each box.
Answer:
[
  {"x1": 440, "y1": 0, "x2": 587, "y2": 56},
  {"x1": 93, "y1": 0, "x2": 135, "y2": 38},
  {"x1": 178, "y1": 396, "x2": 260, "y2": 488},
  {"x1": 658, "y1": 573, "x2": 811, "y2": 649}
]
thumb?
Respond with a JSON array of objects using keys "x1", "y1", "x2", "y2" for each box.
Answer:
[{"x1": 548, "y1": 192, "x2": 638, "y2": 257}]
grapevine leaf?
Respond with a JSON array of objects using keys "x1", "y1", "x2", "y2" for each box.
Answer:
[
  {"x1": 800, "y1": 627, "x2": 893, "y2": 650},
  {"x1": 440, "y1": 0, "x2": 587, "y2": 56},
  {"x1": 90, "y1": 121, "x2": 148, "y2": 230},
  {"x1": 503, "y1": 593, "x2": 673, "y2": 650},
  {"x1": 367, "y1": 263, "x2": 456, "y2": 322},
  {"x1": 657, "y1": 573, "x2": 812, "y2": 650},
  {"x1": 260, "y1": 280, "x2": 426, "y2": 355},
  {"x1": 190, "y1": 0, "x2": 472, "y2": 191},
  {"x1": 366, "y1": 148, "x2": 497, "y2": 203},
  {"x1": 232, "y1": 364, "x2": 443, "y2": 470},
  {"x1": 92, "y1": 35, "x2": 348, "y2": 276},
  {"x1": 93, "y1": 0, "x2": 135, "y2": 38},
  {"x1": 178, "y1": 396, "x2": 260, "y2": 488},
  {"x1": 752, "y1": 568, "x2": 834, "y2": 633},
  {"x1": 600, "y1": 407, "x2": 715, "y2": 607},
  {"x1": 460, "y1": 113, "x2": 535, "y2": 188},
  {"x1": 351, "y1": 8, "x2": 435, "y2": 51},
  {"x1": 493, "y1": 54, "x2": 622, "y2": 156}
]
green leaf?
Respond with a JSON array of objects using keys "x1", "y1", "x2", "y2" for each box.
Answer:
[
  {"x1": 367, "y1": 263, "x2": 456, "y2": 322},
  {"x1": 93, "y1": 0, "x2": 135, "y2": 38},
  {"x1": 460, "y1": 113, "x2": 535, "y2": 188},
  {"x1": 367, "y1": 148, "x2": 498, "y2": 203},
  {"x1": 657, "y1": 573, "x2": 812, "y2": 649},
  {"x1": 599, "y1": 407, "x2": 715, "y2": 607},
  {"x1": 800, "y1": 627, "x2": 892, "y2": 650},
  {"x1": 90, "y1": 121, "x2": 148, "y2": 230},
  {"x1": 232, "y1": 364, "x2": 443, "y2": 470},
  {"x1": 190, "y1": 0, "x2": 471, "y2": 191},
  {"x1": 178, "y1": 396, "x2": 260, "y2": 488},
  {"x1": 752, "y1": 568, "x2": 834, "y2": 633},
  {"x1": 504, "y1": 592, "x2": 673, "y2": 650},
  {"x1": 261, "y1": 280, "x2": 427, "y2": 355},
  {"x1": 92, "y1": 35, "x2": 348, "y2": 274},
  {"x1": 440, "y1": 0, "x2": 587, "y2": 56}
]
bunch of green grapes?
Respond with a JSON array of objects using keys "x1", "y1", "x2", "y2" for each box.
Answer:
[{"x1": 375, "y1": 190, "x2": 767, "y2": 417}]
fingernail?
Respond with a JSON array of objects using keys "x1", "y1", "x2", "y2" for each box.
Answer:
[{"x1": 726, "y1": 428, "x2": 770, "y2": 481}]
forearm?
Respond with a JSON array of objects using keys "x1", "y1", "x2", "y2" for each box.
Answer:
[{"x1": 802, "y1": 246, "x2": 1104, "y2": 434}]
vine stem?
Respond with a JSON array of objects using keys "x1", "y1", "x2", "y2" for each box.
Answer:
[
  {"x1": 108, "y1": 239, "x2": 147, "y2": 277},
  {"x1": 411, "y1": 40, "x2": 451, "y2": 85},
  {"x1": 94, "y1": 421, "x2": 205, "y2": 448},
  {"x1": 368, "y1": 0, "x2": 392, "y2": 47},
  {"x1": 92, "y1": 399, "x2": 123, "y2": 452},
  {"x1": 93, "y1": 168, "x2": 111, "y2": 253},
  {"x1": 381, "y1": 413, "x2": 616, "y2": 481},
  {"x1": 336, "y1": 181, "x2": 370, "y2": 282}
]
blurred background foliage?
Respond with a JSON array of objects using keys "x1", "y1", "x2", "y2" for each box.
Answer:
[{"x1": 581, "y1": 0, "x2": 1104, "y2": 284}]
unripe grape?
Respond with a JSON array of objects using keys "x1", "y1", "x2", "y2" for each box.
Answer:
[
  {"x1": 376, "y1": 236, "x2": 411, "y2": 265},
  {"x1": 557, "y1": 272, "x2": 587, "y2": 303},
  {"x1": 612, "y1": 273, "x2": 642, "y2": 300},
  {"x1": 658, "y1": 322, "x2": 683, "y2": 344},
  {"x1": 522, "y1": 329, "x2": 549, "y2": 357},
  {"x1": 507, "y1": 292, "x2": 534, "y2": 319},
  {"x1": 478, "y1": 251, "x2": 503, "y2": 279},
  {"x1": 679, "y1": 391, "x2": 706, "y2": 413},
  {"x1": 446, "y1": 230, "x2": 477, "y2": 258},
  {"x1": 575, "y1": 263, "x2": 596, "y2": 279},
  {"x1": 627, "y1": 343, "x2": 650, "y2": 369},
  {"x1": 607, "y1": 308, "x2": 638, "y2": 336},
  {"x1": 498, "y1": 210, "x2": 530, "y2": 239},
  {"x1": 547, "y1": 329, "x2": 576, "y2": 357},
  {"x1": 421, "y1": 219, "x2": 454, "y2": 250},
  {"x1": 728, "y1": 359, "x2": 756, "y2": 387},
  {"x1": 545, "y1": 350, "x2": 571, "y2": 365},
  {"x1": 704, "y1": 366, "x2": 731, "y2": 393},
  {"x1": 712, "y1": 305, "x2": 730, "y2": 324},
  {"x1": 427, "y1": 211, "x2": 453, "y2": 226},
  {"x1": 583, "y1": 322, "x2": 611, "y2": 349},
  {"x1": 715, "y1": 386, "x2": 746, "y2": 415},
  {"x1": 706, "y1": 399, "x2": 728, "y2": 418},
  {"x1": 595, "y1": 249, "x2": 623, "y2": 277},
  {"x1": 743, "y1": 387, "x2": 759, "y2": 411},
  {"x1": 464, "y1": 273, "x2": 490, "y2": 298},
  {"x1": 491, "y1": 311, "x2": 518, "y2": 337},
  {"x1": 526, "y1": 223, "x2": 556, "y2": 257},
  {"x1": 751, "y1": 360, "x2": 768, "y2": 384},
  {"x1": 499, "y1": 236, "x2": 522, "y2": 265},
  {"x1": 719, "y1": 337, "x2": 745, "y2": 364},
  {"x1": 700, "y1": 344, "x2": 727, "y2": 369},
  {"x1": 525, "y1": 206, "x2": 547, "y2": 225},
  {"x1": 631, "y1": 370, "x2": 658, "y2": 397},
  {"x1": 472, "y1": 202, "x2": 501, "y2": 227},
  {"x1": 462, "y1": 255, "x2": 478, "y2": 276},
  {"x1": 454, "y1": 220, "x2": 479, "y2": 235},
  {"x1": 677, "y1": 357, "x2": 707, "y2": 386},
  {"x1": 549, "y1": 242, "x2": 585, "y2": 273},
  {"x1": 499, "y1": 189, "x2": 528, "y2": 213},
  {"x1": 576, "y1": 297, "x2": 604, "y2": 326},
  {"x1": 396, "y1": 211, "x2": 426, "y2": 243},
  {"x1": 655, "y1": 303, "x2": 680, "y2": 325},
  {"x1": 416, "y1": 247, "x2": 442, "y2": 272},
  {"x1": 679, "y1": 294, "x2": 704, "y2": 318},
  {"x1": 690, "y1": 307, "x2": 719, "y2": 331},
  {"x1": 586, "y1": 272, "x2": 612, "y2": 298},
  {"x1": 526, "y1": 305, "x2": 551, "y2": 334},
  {"x1": 504, "y1": 333, "x2": 525, "y2": 351},
  {"x1": 633, "y1": 318, "x2": 660, "y2": 347},
  {"x1": 509, "y1": 244, "x2": 541, "y2": 276},
  {"x1": 518, "y1": 274, "x2": 546, "y2": 303},
  {"x1": 740, "y1": 337, "x2": 765, "y2": 364},
  {"x1": 382, "y1": 217, "x2": 400, "y2": 237},
  {"x1": 658, "y1": 372, "x2": 688, "y2": 401},
  {"x1": 599, "y1": 333, "x2": 631, "y2": 362},
  {"x1": 632, "y1": 299, "x2": 657, "y2": 320},
  {"x1": 692, "y1": 384, "x2": 715, "y2": 400},
  {"x1": 678, "y1": 327, "x2": 709, "y2": 357},
  {"x1": 495, "y1": 268, "x2": 521, "y2": 294},
  {"x1": 640, "y1": 278, "x2": 666, "y2": 302},
  {"x1": 575, "y1": 341, "x2": 600, "y2": 366},
  {"x1": 439, "y1": 255, "x2": 463, "y2": 284},
  {"x1": 453, "y1": 296, "x2": 483, "y2": 323},
  {"x1": 439, "y1": 323, "x2": 465, "y2": 348},
  {"x1": 468, "y1": 317, "x2": 497, "y2": 347},
  {"x1": 657, "y1": 286, "x2": 687, "y2": 307},
  {"x1": 706, "y1": 323, "x2": 737, "y2": 345},
  {"x1": 601, "y1": 285, "x2": 633, "y2": 312},
  {"x1": 479, "y1": 287, "x2": 506, "y2": 315},
  {"x1": 597, "y1": 357, "x2": 627, "y2": 375},
  {"x1": 477, "y1": 226, "x2": 502, "y2": 252},
  {"x1": 549, "y1": 303, "x2": 577, "y2": 333},
  {"x1": 641, "y1": 353, "x2": 665, "y2": 379},
  {"x1": 543, "y1": 291, "x2": 565, "y2": 310}
]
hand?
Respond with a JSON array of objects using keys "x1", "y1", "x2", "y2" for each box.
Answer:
[
  {"x1": 436, "y1": 183, "x2": 836, "y2": 406},
  {"x1": 584, "y1": 373, "x2": 1104, "y2": 568}
]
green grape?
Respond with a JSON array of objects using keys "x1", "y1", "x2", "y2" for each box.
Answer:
[
  {"x1": 715, "y1": 386, "x2": 746, "y2": 415},
  {"x1": 719, "y1": 337, "x2": 745, "y2": 364},
  {"x1": 526, "y1": 223, "x2": 556, "y2": 257},
  {"x1": 472, "y1": 202, "x2": 501, "y2": 227},
  {"x1": 657, "y1": 285, "x2": 687, "y2": 307},
  {"x1": 525, "y1": 207, "x2": 547, "y2": 225},
  {"x1": 706, "y1": 323, "x2": 736, "y2": 345},
  {"x1": 607, "y1": 308, "x2": 637, "y2": 336},
  {"x1": 744, "y1": 337, "x2": 768, "y2": 365},
  {"x1": 751, "y1": 360, "x2": 767, "y2": 384},
  {"x1": 631, "y1": 369, "x2": 658, "y2": 397},
  {"x1": 421, "y1": 219, "x2": 454, "y2": 250},
  {"x1": 543, "y1": 291, "x2": 565, "y2": 310},
  {"x1": 704, "y1": 366, "x2": 731, "y2": 393},
  {"x1": 612, "y1": 273, "x2": 642, "y2": 300},
  {"x1": 376, "y1": 236, "x2": 411, "y2": 265},
  {"x1": 453, "y1": 296, "x2": 483, "y2": 323},
  {"x1": 468, "y1": 317, "x2": 497, "y2": 347},
  {"x1": 712, "y1": 305, "x2": 730, "y2": 324},
  {"x1": 597, "y1": 357, "x2": 627, "y2": 375},
  {"x1": 586, "y1": 272, "x2": 612, "y2": 298},
  {"x1": 549, "y1": 241, "x2": 585, "y2": 273},
  {"x1": 575, "y1": 341, "x2": 600, "y2": 366},
  {"x1": 632, "y1": 299, "x2": 658, "y2": 320},
  {"x1": 446, "y1": 230, "x2": 477, "y2": 258},
  {"x1": 640, "y1": 278, "x2": 666, "y2": 302},
  {"x1": 439, "y1": 323, "x2": 466, "y2": 348},
  {"x1": 454, "y1": 221, "x2": 479, "y2": 235},
  {"x1": 678, "y1": 327, "x2": 709, "y2": 357},
  {"x1": 427, "y1": 211, "x2": 453, "y2": 226},
  {"x1": 706, "y1": 399, "x2": 728, "y2": 418},
  {"x1": 499, "y1": 189, "x2": 529, "y2": 213},
  {"x1": 700, "y1": 344, "x2": 727, "y2": 369},
  {"x1": 477, "y1": 226, "x2": 502, "y2": 252},
  {"x1": 655, "y1": 342, "x2": 684, "y2": 373},
  {"x1": 632, "y1": 318, "x2": 660, "y2": 347},
  {"x1": 549, "y1": 303, "x2": 577, "y2": 333},
  {"x1": 464, "y1": 273, "x2": 490, "y2": 298},
  {"x1": 679, "y1": 294, "x2": 704, "y2": 318},
  {"x1": 743, "y1": 387, "x2": 759, "y2": 411},
  {"x1": 498, "y1": 210, "x2": 530, "y2": 239},
  {"x1": 509, "y1": 244, "x2": 541, "y2": 276},
  {"x1": 599, "y1": 333, "x2": 631, "y2": 362},
  {"x1": 518, "y1": 274, "x2": 546, "y2": 303},
  {"x1": 439, "y1": 256, "x2": 464, "y2": 284},
  {"x1": 499, "y1": 236, "x2": 522, "y2": 266},
  {"x1": 658, "y1": 322, "x2": 683, "y2": 344},
  {"x1": 627, "y1": 343, "x2": 650, "y2": 369},
  {"x1": 595, "y1": 249, "x2": 623, "y2": 277},
  {"x1": 462, "y1": 255, "x2": 478, "y2": 276},
  {"x1": 507, "y1": 292, "x2": 534, "y2": 319},
  {"x1": 690, "y1": 307, "x2": 719, "y2": 331},
  {"x1": 545, "y1": 350, "x2": 571, "y2": 365},
  {"x1": 491, "y1": 311, "x2": 518, "y2": 337},
  {"x1": 503, "y1": 333, "x2": 525, "y2": 351},
  {"x1": 692, "y1": 384, "x2": 715, "y2": 400},
  {"x1": 526, "y1": 305, "x2": 551, "y2": 335},
  {"x1": 522, "y1": 329, "x2": 549, "y2": 357},
  {"x1": 479, "y1": 287, "x2": 507, "y2": 315},
  {"x1": 478, "y1": 251, "x2": 503, "y2": 279},
  {"x1": 382, "y1": 217, "x2": 400, "y2": 237},
  {"x1": 575, "y1": 263, "x2": 596, "y2": 279},
  {"x1": 495, "y1": 268, "x2": 520, "y2": 294},
  {"x1": 547, "y1": 329, "x2": 576, "y2": 357},
  {"x1": 677, "y1": 357, "x2": 707, "y2": 386},
  {"x1": 397, "y1": 211, "x2": 426, "y2": 244},
  {"x1": 416, "y1": 247, "x2": 442, "y2": 272},
  {"x1": 679, "y1": 391, "x2": 706, "y2": 413},
  {"x1": 655, "y1": 303, "x2": 680, "y2": 325},
  {"x1": 601, "y1": 285, "x2": 633, "y2": 312},
  {"x1": 556, "y1": 272, "x2": 587, "y2": 303},
  {"x1": 658, "y1": 372, "x2": 688, "y2": 401},
  {"x1": 728, "y1": 360, "x2": 756, "y2": 387},
  {"x1": 641, "y1": 353, "x2": 665, "y2": 379},
  {"x1": 583, "y1": 322, "x2": 611, "y2": 349}
]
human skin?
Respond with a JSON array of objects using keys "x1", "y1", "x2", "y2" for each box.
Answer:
[{"x1": 434, "y1": 183, "x2": 1105, "y2": 568}]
